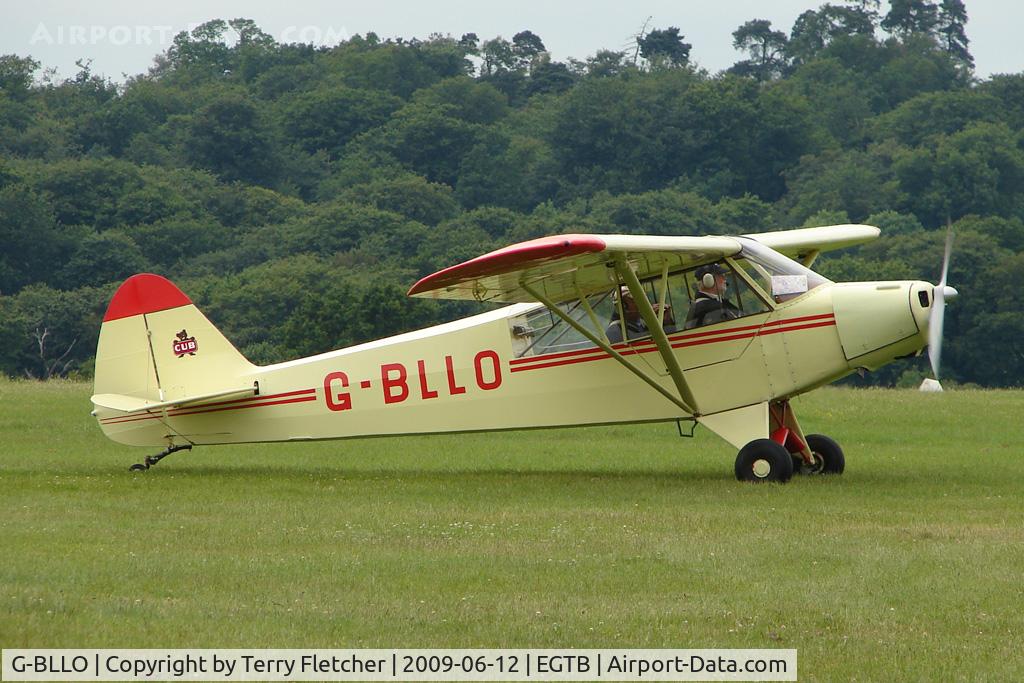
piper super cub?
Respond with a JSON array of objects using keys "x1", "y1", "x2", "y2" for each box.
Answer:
[{"x1": 90, "y1": 224, "x2": 957, "y2": 481}]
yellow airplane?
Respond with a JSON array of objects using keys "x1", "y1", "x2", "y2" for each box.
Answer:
[{"x1": 90, "y1": 224, "x2": 956, "y2": 481}]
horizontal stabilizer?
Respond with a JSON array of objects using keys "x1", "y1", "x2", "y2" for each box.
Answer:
[{"x1": 91, "y1": 385, "x2": 257, "y2": 415}]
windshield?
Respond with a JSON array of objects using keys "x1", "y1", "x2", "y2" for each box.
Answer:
[{"x1": 734, "y1": 237, "x2": 832, "y2": 302}]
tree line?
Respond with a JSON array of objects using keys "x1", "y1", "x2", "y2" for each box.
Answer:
[{"x1": 1, "y1": 0, "x2": 1022, "y2": 386}]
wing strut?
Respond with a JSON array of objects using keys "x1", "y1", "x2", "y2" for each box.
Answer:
[
  {"x1": 615, "y1": 257, "x2": 702, "y2": 415},
  {"x1": 520, "y1": 281, "x2": 696, "y2": 416}
]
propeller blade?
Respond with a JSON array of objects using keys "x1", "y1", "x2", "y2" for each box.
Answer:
[
  {"x1": 928, "y1": 286, "x2": 945, "y2": 379},
  {"x1": 938, "y1": 226, "x2": 954, "y2": 288},
  {"x1": 928, "y1": 227, "x2": 955, "y2": 380}
]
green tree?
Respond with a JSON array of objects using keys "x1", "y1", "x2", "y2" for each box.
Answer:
[
  {"x1": 863, "y1": 209, "x2": 924, "y2": 235},
  {"x1": 977, "y1": 75, "x2": 1024, "y2": 131},
  {"x1": 0, "y1": 185, "x2": 66, "y2": 294},
  {"x1": 960, "y1": 250, "x2": 1024, "y2": 385},
  {"x1": 893, "y1": 122, "x2": 1024, "y2": 224},
  {"x1": 356, "y1": 102, "x2": 480, "y2": 185},
  {"x1": 332, "y1": 41, "x2": 467, "y2": 98},
  {"x1": 272, "y1": 201, "x2": 424, "y2": 258},
  {"x1": 32, "y1": 158, "x2": 142, "y2": 228},
  {"x1": 200, "y1": 255, "x2": 335, "y2": 357},
  {"x1": 0, "y1": 55, "x2": 40, "y2": 100},
  {"x1": 278, "y1": 279, "x2": 444, "y2": 357},
  {"x1": 479, "y1": 37, "x2": 516, "y2": 76},
  {"x1": 525, "y1": 58, "x2": 577, "y2": 97},
  {"x1": 0, "y1": 284, "x2": 108, "y2": 378},
  {"x1": 949, "y1": 214, "x2": 1024, "y2": 252},
  {"x1": 416, "y1": 215, "x2": 499, "y2": 272},
  {"x1": 455, "y1": 132, "x2": 558, "y2": 211},
  {"x1": 781, "y1": 58, "x2": 878, "y2": 146},
  {"x1": 124, "y1": 217, "x2": 233, "y2": 269},
  {"x1": 580, "y1": 50, "x2": 629, "y2": 78},
  {"x1": 881, "y1": 0, "x2": 939, "y2": 37},
  {"x1": 412, "y1": 77, "x2": 509, "y2": 124},
  {"x1": 511, "y1": 30, "x2": 547, "y2": 71},
  {"x1": 638, "y1": 28, "x2": 692, "y2": 69},
  {"x1": 874, "y1": 34, "x2": 965, "y2": 109},
  {"x1": 936, "y1": 0, "x2": 972, "y2": 68},
  {"x1": 583, "y1": 189, "x2": 715, "y2": 236},
  {"x1": 784, "y1": 148, "x2": 903, "y2": 223},
  {"x1": 546, "y1": 72, "x2": 695, "y2": 194},
  {"x1": 228, "y1": 17, "x2": 275, "y2": 48},
  {"x1": 282, "y1": 86, "x2": 402, "y2": 156},
  {"x1": 338, "y1": 174, "x2": 459, "y2": 225},
  {"x1": 73, "y1": 91, "x2": 163, "y2": 156},
  {"x1": 731, "y1": 20, "x2": 789, "y2": 81},
  {"x1": 787, "y1": 4, "x2": 878, "y2": 66},
  {"x1": 870, "y1": 90, "x2": 1001, "y2": 147},
  {"x1": 58, "y1": 232, "x2": 150, "y2": 289},
  {"x1": 186, "y1": 95, "x2": 279, "y2": 185},
  {"x1": 165, "y1": 20, "x2": 233, "y2": 76},
  {"x1": 477, "y1": 37, "x2": 527, "y2": 101}
]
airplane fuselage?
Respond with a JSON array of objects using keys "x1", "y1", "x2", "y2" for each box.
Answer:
[{"x1": 95, "y1": 279, "x2": 935, "y2": 449}]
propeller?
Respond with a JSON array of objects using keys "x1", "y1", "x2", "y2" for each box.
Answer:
[{"x1": 928, "y1": 227, "x2": 958, "y2": 380}]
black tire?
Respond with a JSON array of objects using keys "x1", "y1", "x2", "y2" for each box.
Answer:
[
  {"x1": 793, "y1": 434, "x2": 845, "y2": 475},
  {"x1": 735, "y1": 438, "x2": 794, "y2": 483}
]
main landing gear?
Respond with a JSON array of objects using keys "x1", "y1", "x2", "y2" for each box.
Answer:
[
  {"x1": 734, "y1": 400, "x2": 845, "y2": 482},
  {"x1": 735, "y1": 438, "x2": 793, "y2": 482},
  {"x1": 129, "y1": 444, "x2": 192, "y2": 471},
  {"x1": 793, "y1": 434, "x2": 845, "y2": 476}
]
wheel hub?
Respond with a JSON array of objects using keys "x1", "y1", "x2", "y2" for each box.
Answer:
[
  {"x1": 798, "y1": 452, "x2": 825, "y2": 475},
  {"x1": 751, "y1": 458, "x2": 772, "y2": 478}
]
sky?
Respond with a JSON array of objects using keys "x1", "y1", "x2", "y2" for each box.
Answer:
[{"x1": 2, "y1": 1, "x2": 1022, "y2": 82}]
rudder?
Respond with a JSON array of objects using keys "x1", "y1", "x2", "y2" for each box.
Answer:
[{"x1": 93, "y1": 274, "x2": 256, "y2": 440}]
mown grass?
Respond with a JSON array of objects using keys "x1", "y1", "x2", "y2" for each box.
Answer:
[{"x1": 1, "y1": 379, "x2": 1022, "y2": 681}]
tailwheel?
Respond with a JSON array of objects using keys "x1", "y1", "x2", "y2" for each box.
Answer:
[
  {"x1": 735, "y1": 438, "x2": 794, "y2": 483},
  {"x1": 129, "y1": 444, "x2": 192, "y2": 472},
  {"x1": 793, "y1": 434, "x2": 845, "y2": 475}
]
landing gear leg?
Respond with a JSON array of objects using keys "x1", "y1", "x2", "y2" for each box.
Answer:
[
  {"x1": 801, "y1": 434, "x2": 845, "y2": 475},
  {"x1": 770, "y1": 400, "x2": 845, "y2": 476},
  {"x1": 129, "y1": 444, "x2": 192, "y2": 471}
]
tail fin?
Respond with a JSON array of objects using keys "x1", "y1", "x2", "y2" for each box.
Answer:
[{"x1": 92, "y1": 274, "x2": 256, "y2": 442}]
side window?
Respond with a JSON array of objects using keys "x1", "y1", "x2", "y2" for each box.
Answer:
[
  {"x1": 513, "y1": 291, "x2": 615, "y2": 358},
  {"x1": 681, "y1": 262, "x2": 770, "y2": 330}
]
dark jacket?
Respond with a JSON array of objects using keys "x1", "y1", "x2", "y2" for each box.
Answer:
[{"x1": 683, "y1": 292, "x2": 740, "y2": 329}]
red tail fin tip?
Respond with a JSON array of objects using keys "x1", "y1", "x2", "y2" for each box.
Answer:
[{"x1": 103, "y1": 274, "x2": 192, "y2": 322}]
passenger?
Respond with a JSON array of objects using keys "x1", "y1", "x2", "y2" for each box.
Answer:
[
  {"x1": 683, "y1": 264, "x2": 741, "y2": 329},
  {"x1": 605, "y1": 286, "x2": 675, "y2": 343}
]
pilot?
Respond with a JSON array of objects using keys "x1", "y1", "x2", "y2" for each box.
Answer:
[
  {"x1": 605, "y1": 286, "x2": 674, "y2": 343},
  {"x1": 683, "y1": 264, "x2": 740, "y2": 329}
]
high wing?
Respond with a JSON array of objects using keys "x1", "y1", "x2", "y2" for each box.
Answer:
[
  {"x1": 743, "y1": 224, "x2": 880, "y2": 267},
  {"x1": 408, "y1": 225, "x2": 880, "y2": 304},
  {"x1": 408, "y1": 234, "x2": 740, "y2": 304}
]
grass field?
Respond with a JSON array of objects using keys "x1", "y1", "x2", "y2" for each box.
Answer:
[{"x1": 1, "y1": 379, "x2": 1022, "y2": 681}]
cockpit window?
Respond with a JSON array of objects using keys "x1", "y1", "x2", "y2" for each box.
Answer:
[
  {"x1": 680, "y1": 261, "x2": 770, "y2": 329},
  {"x1": 510, "y1": 256, "x2": 780, "y2": 358},
  {"x1": 734, "y1": 237, "x2": 832, "y2": 303}
]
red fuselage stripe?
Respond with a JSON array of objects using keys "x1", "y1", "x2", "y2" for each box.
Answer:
[
  {"x1": 510, "y1": 317, "x2": 836, "y2": 373},
  {"x1": 509, "y1": 313, "x2": 835, "y2": 368}
]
